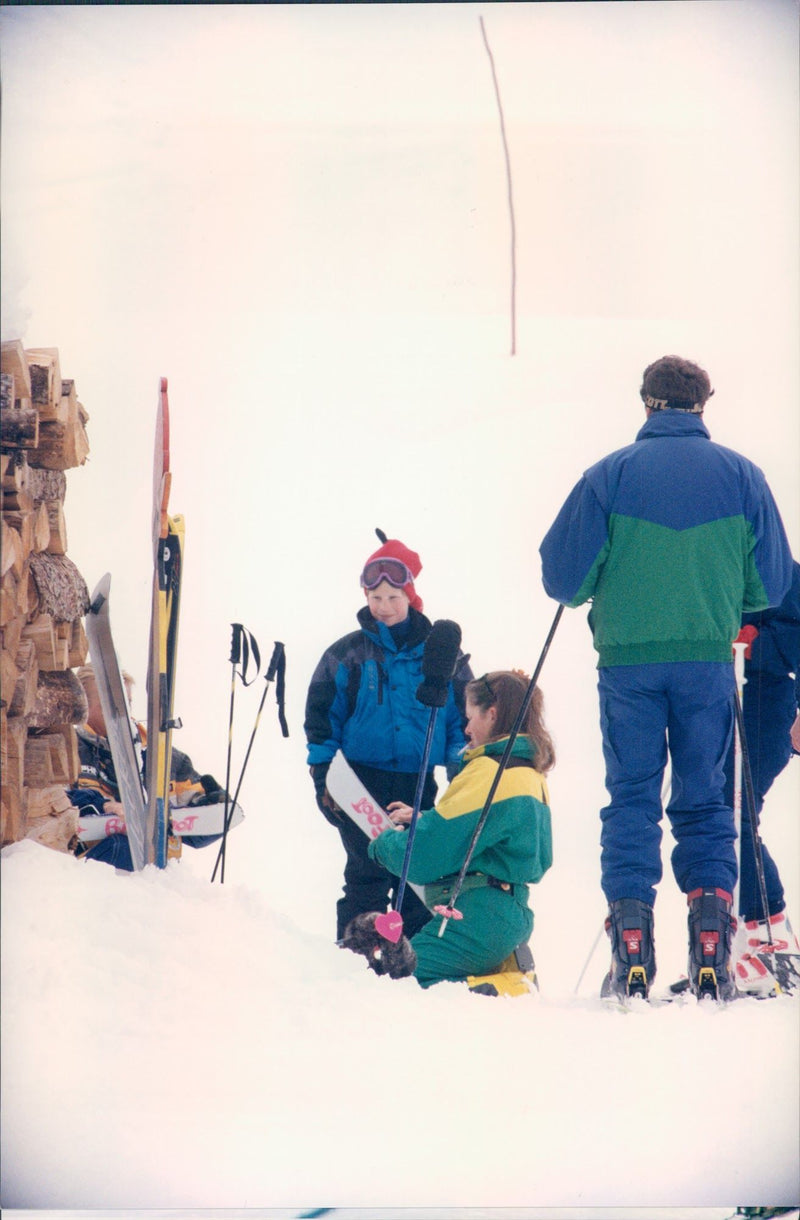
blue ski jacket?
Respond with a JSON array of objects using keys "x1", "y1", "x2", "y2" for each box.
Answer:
[
  {"x1": 539, "y1": 411, "x2": 793, "y2": 667},
  {"x1": 741, "y1": 560, "x2": 800, "y2": 691},
  {"x1": 305, "y1": 605, "x2": 472, "y2": 776}
]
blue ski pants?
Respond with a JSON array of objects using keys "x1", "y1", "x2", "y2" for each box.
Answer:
[
  {"x1": 723, "y1": 675, "x2": 795, "y2": 921},
  {"x1": 80, "y1": 833, "x2": 134, "y2": 870},
  {"x1": 598, "y1": 662, "x2": 737, "y2": 907}
]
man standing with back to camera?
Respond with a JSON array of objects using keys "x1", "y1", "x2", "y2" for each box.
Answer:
[{"x1": 540, "y1": 355, "x2": 792, "y2": 1002}]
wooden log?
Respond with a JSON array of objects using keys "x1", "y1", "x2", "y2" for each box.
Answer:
[
  {"x1": 25, "y1": 804, "x2": 78, "y2": 853},
  {"x1": 1, "y1": 713, "x2": 28, "y2": 794},
  {"x1": 1, "y1": 518, "x2": 24, "y2": 579},
  {"x1": 1, "y1": 568, "x2": 20, "y2": 627},
  {"x1": 26, "y1": 402, "x2": 89, "y2": 470},
  {"x1": 27, "y1": 467, "x2": 66, "y2": 505},
  {"x1": 3, "y1": 509, "x2": 33, "y2": 561},
  {"x1": 1, "y1": 341, "x2": 32, "y2": 400},
  {"x1": 0, "y1": 404, "x2": 39, "y2": 450},
  {"x1": 44, "y1": 499, "x2": 67, "y2": 554},
  {"x1": 1, "y1": 782, "x2": 25, "y2": 845},
  {"x1": 21, "y1": 613, "x2": 59, "y2": 672},
  {"x1": 1, "y1": 450, "x2": 30, "y2": 495},
  {"x1": 68, "y1": 617, "x2": 89, "y2": 668},
  {"x1": 24, "y1": 348, "x2": 62, "y2": 417},
  {"x1": 28, "y1": 669, "x2": 88, "y2": 728},
  {"x1": 24, "y1": 728, "x2": 72, "y2": 786},
  {"x1": 1, "y1": 486, "x2": 35, "y2": 514},
  {"x1": 1, "y1": 372, "x2": 13, "y2": 413},
  {"x1": 28, "y1": 725, "x2": 79, "y2": 786},
  {"x1": 6, "y1": 638, "x2": 38, "y2": 717},
  {"x1": 0, "y1": 648, "x2": 19, "y2": 710},
  {"x1": 63, "y1": 724, "x2": 80, "y2": 784},
  {"x1": 26, "y1": 784, "x2": 75, "y2": 819},
  {"x1": 0, "y1": 611, "x2": 25, "y2": 660},
  {"x1": 13, "y1": 563, "x2": 39, "y2": 620},
  {"x1": 28, "y1": 553, "x2": 90, "y2": 622},
  {"x1": 32, "y1": 502, "x2": 51, "y2": 553},
  {"x1": 65, "y1": 397, "x2": 90, "y2": 468}
]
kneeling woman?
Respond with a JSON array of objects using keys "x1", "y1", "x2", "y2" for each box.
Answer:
[{"x1": 367, "y1": 670, "x2": 554, "y2": 988}]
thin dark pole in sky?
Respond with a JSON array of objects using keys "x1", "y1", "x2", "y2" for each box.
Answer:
[{"x1": 479, "y1": 14, "x2": 517, "y2": 356}]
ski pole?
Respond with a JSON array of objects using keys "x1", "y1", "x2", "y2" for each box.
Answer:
[
  {"x1": 436, "y1": 603, "x2": 564, "y2": 936},
  {"x1": 732, "y1": 680, "x2": 772, "y2": 945},
  {"x1": 212, "y1": 641, "x2": 287, "y2": 883},
  {"x1": 731, "y1": 639, "x2": 747, "y2": 919},
  {"x1": 393, "y1": 708, "x2": 438, "y2": 920},
  {"x1": 386, "y1": 621, "x2": 463, "y2": 935},
  {"x1": 573, "y1": 921, "x2": 606, "y2": 996},
  {"x1": 573, "y1": 767, "x2": 672, "y2": 994},
  {"x1": 214, "y1": 624, "x2": 260, "y2": 884}
]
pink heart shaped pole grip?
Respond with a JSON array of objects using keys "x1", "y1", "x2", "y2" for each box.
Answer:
[{"x1": 374, "y1": 911, "x2": 404, "y2": 944}]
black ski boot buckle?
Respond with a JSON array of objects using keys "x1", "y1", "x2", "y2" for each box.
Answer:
[
  {"x1": 626, "y1": 966, "x2": 648, "y2": 999},
  {"x1": 695, "y1": 966, "x2": 721, "y2": 1000}
]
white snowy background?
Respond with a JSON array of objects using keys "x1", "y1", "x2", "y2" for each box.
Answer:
[{"x1": 1, "y1": 2, "x2": 798, "y2": 1217}]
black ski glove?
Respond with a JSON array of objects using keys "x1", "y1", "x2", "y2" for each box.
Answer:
[
  {"x1": 188, "y1": 775, "x2": 227, "y2": 807},
  {"x1": 310, "y1": 763, "x2": 343, "y2": 827}
]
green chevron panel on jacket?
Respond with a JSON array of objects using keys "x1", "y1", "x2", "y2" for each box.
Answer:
[{"x1": 584, "y1": 513, "x2": 767, "y2": 666}]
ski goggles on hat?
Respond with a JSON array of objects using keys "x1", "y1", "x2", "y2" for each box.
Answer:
[{"x1": 360, "y1": 558, "x2": 414, "y2": 590}]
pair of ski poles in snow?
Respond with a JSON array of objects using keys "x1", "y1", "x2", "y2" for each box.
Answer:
[{"x1": 211, "y1": 625, "x2": 288, "y2": 884}]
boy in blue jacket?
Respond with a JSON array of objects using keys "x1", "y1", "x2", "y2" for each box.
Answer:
[
  {"x1": 540, "y1": 355, "x2": 792, "y2": 1002},
  {"x1": 304, "y1": 531, "x2": 472, "y2": 941}
]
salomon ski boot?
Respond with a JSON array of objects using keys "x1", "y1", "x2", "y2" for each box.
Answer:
[
  {"x1": 736, "y1": 911, "x2": 800, "y2": 996},
  {"x1": 601, "y1": 898, "x2": 656, "y2": 1000},
  {"x1": 687, "y1": 887, "x2": 735, "y2": 1001},
  {"x1": 467, "y1": 941, "x2": 539, "y2": 998}
]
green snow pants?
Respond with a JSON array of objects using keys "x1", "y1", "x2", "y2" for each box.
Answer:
[{"x1": 410, "y1": 883, "x2": 533, "y2": 989}]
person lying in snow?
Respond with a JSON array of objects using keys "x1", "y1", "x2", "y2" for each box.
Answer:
[
  {"x1": 343, "y1": 669, "x2": 554, "y2": 991},
  {"x1": 68, "y1": 664, "x2": 227, "y2": 869}
]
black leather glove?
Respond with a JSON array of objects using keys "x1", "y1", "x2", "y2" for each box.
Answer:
[
  {"x1": 310, "y1": 763, "x2": 344, "y2": 827},
  {"x1": 188, "y1": 775, "x2": 227, "y2": 807}
]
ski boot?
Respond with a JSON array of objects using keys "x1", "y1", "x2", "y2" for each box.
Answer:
[
  {"x1": 601, "y1": 898, "x2": 656, "y2": 1000},
  {"x1": 736, "y1": 911, "x2": 800, "y2": 996},
  {"x1": 732, "y1": 918, "x2": 778, "y2": 998},
  {"x1": 687, "y1": 887, "x2": 735, "y2": 1001},
  {"x1": 467, "y1": 941, "x2": 538, "y2": 998}
]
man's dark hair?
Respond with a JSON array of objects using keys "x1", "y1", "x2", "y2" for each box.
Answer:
[{"x1": 640, "y1": 355, "x2": 714, "y2": 413}]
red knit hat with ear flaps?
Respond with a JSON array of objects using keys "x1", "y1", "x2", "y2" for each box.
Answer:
[{"x1": 362, "y1": 529, "x2": 423, "y2": 613}]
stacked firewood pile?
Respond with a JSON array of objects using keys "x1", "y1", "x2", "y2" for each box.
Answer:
[{"x1": 1, "y1": 341, "x2": 92, "y2": 852}]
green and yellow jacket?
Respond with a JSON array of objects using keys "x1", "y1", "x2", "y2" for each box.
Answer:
[{"x1": 368, "y1": 735, "x2": 552, "y2": 904}]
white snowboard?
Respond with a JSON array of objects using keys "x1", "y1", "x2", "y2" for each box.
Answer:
[{"x1": 78, "y1": 800, "x2": 244, "y2": 843}]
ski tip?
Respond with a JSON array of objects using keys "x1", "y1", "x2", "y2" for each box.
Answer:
[{"x1": 88, "y1": 572, "x2": 111, "y2": 613}]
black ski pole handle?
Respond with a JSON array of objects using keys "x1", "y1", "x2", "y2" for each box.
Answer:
[{"x1": 266, "y1": 641, "x2": 285, "y2": 682}]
